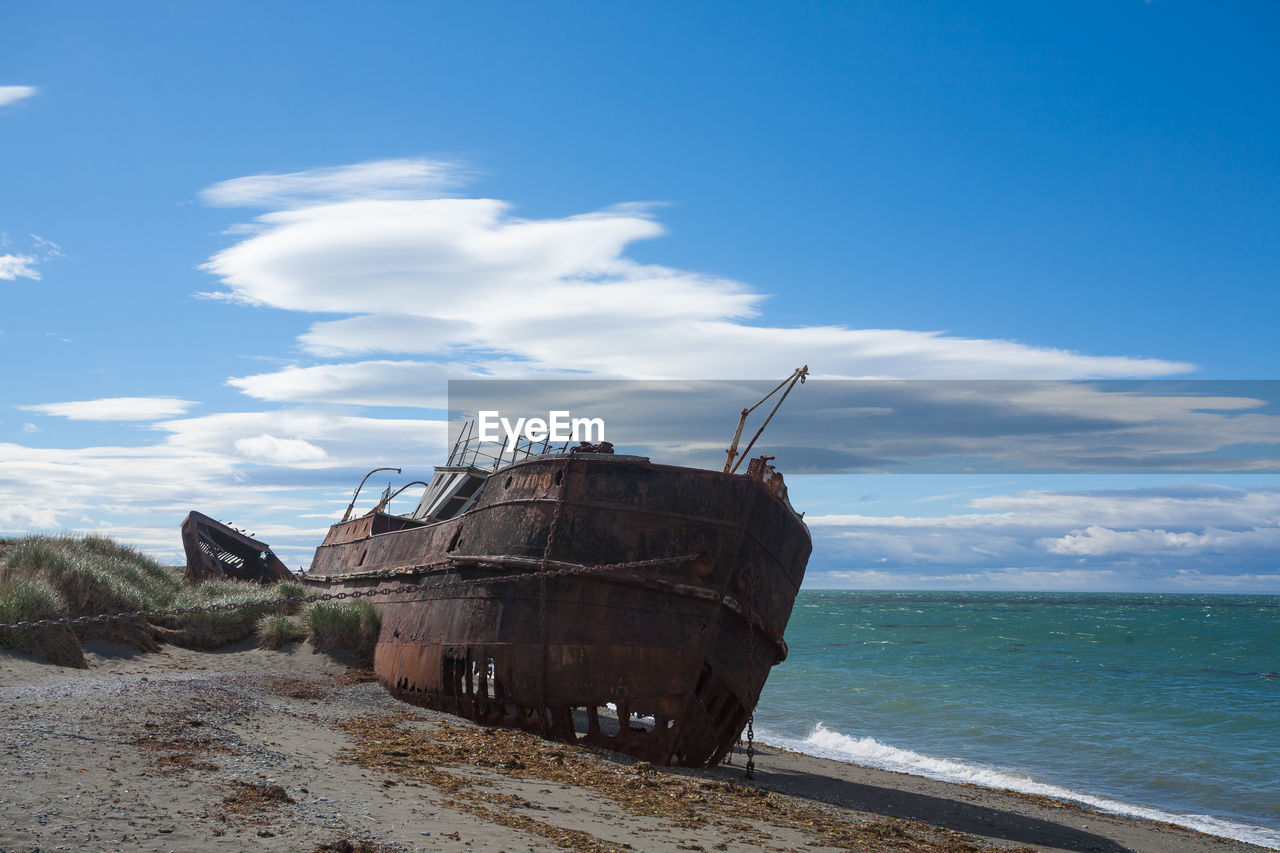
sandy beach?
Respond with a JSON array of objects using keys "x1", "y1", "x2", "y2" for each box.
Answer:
[{"x1": 0, "y1": 642, "x2": 1267, "y2": 853}]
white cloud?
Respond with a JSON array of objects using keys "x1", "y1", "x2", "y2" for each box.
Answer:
[
  {"x1": 154, "y1": 408, "x2": 446, "y2": 465},
  {"x1": 809, "y1": 486, "x2": 1280, "y2": 536},
  {"x1": 968, "y1": 486, "x2": 1280, "y2": 528},
  {"x1": 198, "y1": 158, "x2": 469, "y2": 208},
  {"x1": 298, "y1": 314, "x2": 473, "y2": 358},
  {"x1": 1157, "y1": 570, "x2": 1280, "y2": 589},
  {"x1": 30, "y1": 234, "x2": 62, "y2": 256},
  {"x1": 816, "y1": 567, "x2": 1124, "y2": 590},
  {"x1": 0, "y1": 436, "x2": 324, "y2": 564},
  {"x1": 806, "y1": 485, "x2": 1280, "y2": 587},
  {"x1": 0, "y1": 503, "x2": 61, "y2": 530},
  {"x1": 1041, "y1": 524, "x2": 1280, "y2": 556},
  {"x1": 21, "y1": 423, "x2": 39, "y2": 434},
  {"x1": 197, "y1": 160, "x2": 1194, "y2": 395},
  {"x1": 234, "y1": 434, "x2": 329, "y2": 464},
  {"x1": 0, "y1": 408, "x2": 450, "y2": 565},
  {"x1": 0, "y1": 254, "x2": 40, "y2": 281},
  {"x1": 19, "y1": 396, "x2": 197, "y2": 421},
  {"x1": 0, "y1": 440, "x2": 242, "y2": 529},
  {"x1": 818, "y1": 569, "x2": 900, "y2": 587},
  {"x1": 0, "y1": 85, "x2": 36, "y2": 107},
  {"x1": 227, "y1": 360, "x2": 464, "y2": 407},
  {"x1": 0, "y1": 235, "x2": 62, "y2": 283}
]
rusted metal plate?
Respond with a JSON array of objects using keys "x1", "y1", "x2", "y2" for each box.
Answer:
[
  {"x1": 180, "y1": 511, "x2": 293, "y2": 585},
  {"x1": 302, "y1": 454, "x2": 810, "y2": 767}
]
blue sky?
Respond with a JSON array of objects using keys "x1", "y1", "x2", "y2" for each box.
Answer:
[{"x1": 2, "y1": 2, "x2": 1277, "y2": 590}]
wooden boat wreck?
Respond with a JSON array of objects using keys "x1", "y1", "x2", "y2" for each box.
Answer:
[{"x1": 186, "y1": 369, "x2": 812, "y2": 767}]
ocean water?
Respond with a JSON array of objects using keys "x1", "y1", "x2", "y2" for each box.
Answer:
[{"x1": 753, "y1": 591, "x2": 1280, "y2": 849}]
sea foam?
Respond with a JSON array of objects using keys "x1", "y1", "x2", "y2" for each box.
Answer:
[{"x1": 754, "y1": 722, "x2": 1280, "y2": 850}]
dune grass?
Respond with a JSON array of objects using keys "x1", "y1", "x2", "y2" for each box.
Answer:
[
  {"x1": 272, "y1": 579, "x2": 306, "y2": 613},
  {"x1": 0, "y1": 577, "x2": 83, "y2": 665},
  {"x1": 0, "y1": 534, "x2": 180, "y2": 657},
  {"x1": 157, "y1": 578, "x2": 301, "y2": 648},
  {"x1": 2, "y1": 534, "x2": 181, "y2": 614},
  {"x1": 256, "y1": 613, "x2": 309, "y2": 650},
  {"x1": 304, "y1": 599, "x2": 381, "y2": 659},
  {"x1": 0, "y1": 576, "x2": 67, "y2": 625},
  {"x1": 0, "y1": 534, "x2": 304, "y2": 664},
  {"x1": 2, "y1": 534, "x2": 388, "y2": 666}
]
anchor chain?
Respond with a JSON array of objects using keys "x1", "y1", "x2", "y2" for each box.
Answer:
[
  {"x1": 0, "y1": 553, "x2": 707, "y2": 633},
  {"x1": 0, "y1": 584, "x2": 424, "y2": 633},
  {"x1": 743, "y1": 568, "x2": 759, "y2": 780}
]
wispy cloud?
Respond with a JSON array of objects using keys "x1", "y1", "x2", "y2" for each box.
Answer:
[
  {"x1": 0, "y1": 408, "x2": 448, "y2": 563},
  {"x1": 807, "y1": 485, "x2": 1280, "y2": 590},
  {"x1": 1041, "y1": 524, "x2": 1280, "y2": 557},
  {"x1": 966, "y1": 484, "x2": 1280, "y2": 527},
  {"x1": 30, "y1": 234, "x2": 62, "y2": 256},
  {"x1": 19, "y1": 396, "x2": 197, "y2": 421},
  {"x1": 198, "y1": 158, "x2": 470, "y2": 208},
  {"x1": 0, "y1": 85, "x2": 37, "y2": 108},
  {"x1": 817, "y1": 567, "x2": 1125, "y2": 591},
  {"x1": 227, "y1": 360, "x2": 464, "y2": 407},
  {"x1": 234, "y1": 434, "x2": 329, "y2": 464}
]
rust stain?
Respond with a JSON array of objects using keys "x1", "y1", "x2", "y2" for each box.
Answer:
[{"x1": 302, "y1": 452, "x2": 810, "y2": 767}]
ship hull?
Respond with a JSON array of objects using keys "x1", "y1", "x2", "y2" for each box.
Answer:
[{"x1": 302, "y1": 453, "x2": 810, "y2": 767}]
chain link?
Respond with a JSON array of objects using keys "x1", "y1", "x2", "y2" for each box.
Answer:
[
  {"x1": 0, "y1": 583, "x2": 423, "y2": 632},
  {"x1": 0, "y1": 554, "x2": 701, "y2": 633},
  {"x1": 743, "y1": 569, "x2": 759, "y2": 781}
]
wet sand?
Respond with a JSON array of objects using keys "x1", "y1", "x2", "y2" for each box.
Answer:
[{"x1": 0, "y1": 641, "x2": 1268, "y2": 853}]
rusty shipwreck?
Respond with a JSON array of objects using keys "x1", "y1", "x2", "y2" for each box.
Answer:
[{"x1": 187, "y1": 369, "x2": 812, "y2": 767}]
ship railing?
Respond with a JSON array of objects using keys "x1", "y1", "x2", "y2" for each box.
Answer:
[{"x1": 445, "y1": 424, "x2": 573, "y2": 472}]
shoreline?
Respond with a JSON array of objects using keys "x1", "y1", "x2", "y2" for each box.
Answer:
[
  {"x1": 726, "y1": 740, "x2": 1277, "y2": 853},
  {"x1": 1, "y1": 642, "x2": 1271, "y2": 853},
  {"x1": 749, "y1": 726, "x2": 1280, "y2": 851}
]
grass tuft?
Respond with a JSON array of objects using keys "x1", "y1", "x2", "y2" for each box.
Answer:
[
  {"x1": 0, "y1": 576, "x2": 66, "y2": 624},
  {"x1": 256, "y1": 613, "x2": 308, "y2": 650},
  {"x1": 0, "y1": 576, "x2": 84, "y2": 667},
  {"x1": 304, "y1": 599, "x2": 380, "y2": 660},
  {"x1": 272, "y1": 579, "x2": 306, "y2": 615},
  {"x1": 157, "y1": 579, "x2": 295, "y2": 649}
]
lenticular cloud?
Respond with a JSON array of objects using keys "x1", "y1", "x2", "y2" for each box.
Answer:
[{"x1": 200, "y1": 158, "x2": 1193, "y2": 405}]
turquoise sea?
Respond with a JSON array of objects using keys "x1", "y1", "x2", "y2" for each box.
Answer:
[{"x1": 754, "y1": 591, "x2": 1280, "y2": 849}]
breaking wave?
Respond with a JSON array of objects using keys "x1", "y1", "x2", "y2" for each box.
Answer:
[{"x1": 754, "y1": 722, "x2": 1280, "y2": 850}]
